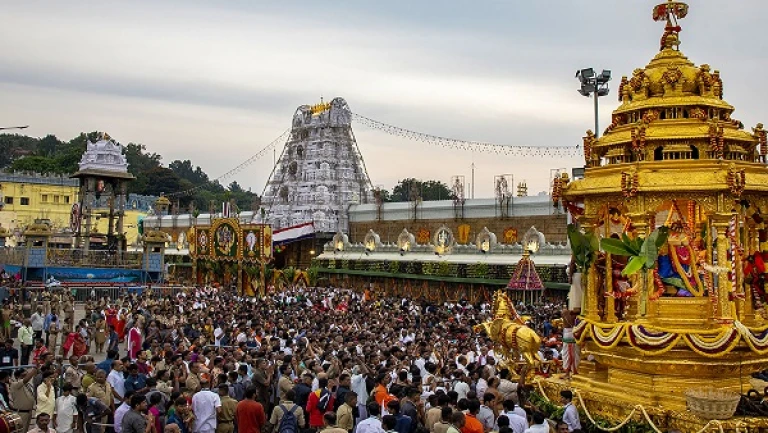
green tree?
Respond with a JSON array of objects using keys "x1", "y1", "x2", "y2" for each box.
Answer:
[
  {"x1": 37, "y1": 134, "x2": 63, "y2": 158},
  {"x1": 228, "y1": 181, "x2": 244, "y2": 193},
  {"x1": 391, "y1": 178, "x2": 454, "y2": 202},
  {"x1": 143, "y1": 167, "x2": 182, "y2": 196},
  {"x1": 8, "y1": 156, "x2": 58, "y2": 173}
]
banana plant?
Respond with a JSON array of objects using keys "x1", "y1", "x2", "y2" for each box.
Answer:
[
  {"x1": 600, "y1": 227, "x2": 669, "y2": 315},
  {"x1": 600, "y1": 227, "x2": 669, "y2": 276},
  {"x1": 567, "y1": 224, "x2": 599, "y2": 312},
  {"x1": 567, "y1": 223, "x2": 600, "y2": 274}
]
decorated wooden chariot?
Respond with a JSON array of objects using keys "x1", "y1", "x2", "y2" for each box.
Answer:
[{"x1": 481, "y1": 1, "x2": 768, "y2": 431}]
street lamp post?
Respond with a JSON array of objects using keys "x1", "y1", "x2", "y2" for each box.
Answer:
[{"x1": 576, "y1": 69, "x2": 611, "y2": 137}]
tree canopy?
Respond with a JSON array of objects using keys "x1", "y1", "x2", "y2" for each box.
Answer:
[
  {"x1": 0, "y1": 132, "x2": 258, "y2": 212},
  {"x1": 388, "y1": 178, "x2": 454, "y2": 202}
]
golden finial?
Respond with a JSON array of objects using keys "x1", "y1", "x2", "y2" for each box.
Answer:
[{"x1": 653, "y1": 0, "x2": 689, "y2": 51}]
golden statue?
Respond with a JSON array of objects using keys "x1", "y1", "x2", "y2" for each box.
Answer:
[{"x1": 474, "y1": 291, "x2": 542, "y2": 369}]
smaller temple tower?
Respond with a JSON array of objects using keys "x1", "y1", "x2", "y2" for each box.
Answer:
[
  {"x1": 23, "y1": 219, "x2": 52, "y2": 280},
  {"x1": 71, "y1": 133, "x2": 135, "y2": 253},
  {"x1": 142, "y1": 197, "x2": 171, "y2": 282}
]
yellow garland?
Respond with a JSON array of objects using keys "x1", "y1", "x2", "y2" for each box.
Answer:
[
  {"x1": 682, "y1": 330, "x2": 742, "y2": 359},
  {"x1": 733, "y1": 321, "x2": 768, "y2": 356},
  {"x1": 669, "y1": 245, "x2": 704, "y2": 296},
  {"x1": 626, "y1": 333, "x2": 683, "y2": 356},
  {"x1": 575, "y1": 317, "x2": 768, "y2": 358},
  {"x1": 589, "y1": 324, "x2": 627, "y2": 349},
  {"x1": 579, "y1": 316, "x2": 768, "y2": 336}
]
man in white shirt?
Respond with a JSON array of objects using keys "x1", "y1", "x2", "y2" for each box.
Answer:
[
  {"x1": 351, "y1": 364, "x2": 371, "y2": 421},
  {"x1": 113, "y1": 392, "x2": 132, "y2": 433},
  {"x1": 214, "y1": 326, "x2": 224, "y2": 347},
  {"x1": 54, "y1": 384, "x2": 78, "y2": 433},
  {"x1": 192, "y1": 379, "x2": 222, "y2": 433},
  {"x1": 356, "y1": 402, "x2": 385, "y2": 433},
  {"x1": 107, "y1": 361, "x2": 126, "y2": 404},
  {"x1": 560, "y1": 390, "x2": 581, "y2": 432},
  {"x1": 476, "y1": 394, "x2": 495, "y2": 432},
  {"x1": 497, "y1": 400, "x2": 527, "y2": 433},
  {"x1": 30, "y1": 307, "x2": 45, "y2": 341},
  {"x1": 452, "y1": 373, "x2": 469, "y2": 401},
  {"x1": 523, "y1": 412, "x2": 549, "y2": 433}
]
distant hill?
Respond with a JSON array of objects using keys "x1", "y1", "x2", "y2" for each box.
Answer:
[{"x1": 0, "y1": 132, "x2": 258, "y2": 212}]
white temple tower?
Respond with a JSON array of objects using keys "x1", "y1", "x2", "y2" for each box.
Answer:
[{"x1": 263, "y1": 97, "x2": 373, "y2": 234}]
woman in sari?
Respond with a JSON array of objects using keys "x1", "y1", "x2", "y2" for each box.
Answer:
[
  {"x1": 72, "y1": 324, "x2": 88, "y2": 358},
  {"x1": 116, "y1": 306, "x2": 128, "y2": 341}
]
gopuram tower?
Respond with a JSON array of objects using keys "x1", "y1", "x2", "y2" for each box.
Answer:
[
  {"x1": 541, "y1": 1, "x2": 768, "y2": 430},
  {"x1": 263, "y1": 97, "x2": 373, "y2": 233}
]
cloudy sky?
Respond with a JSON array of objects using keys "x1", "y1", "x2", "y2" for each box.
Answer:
[{"x1": 0, "y1": 1, "x2": 765, "y2": 198}]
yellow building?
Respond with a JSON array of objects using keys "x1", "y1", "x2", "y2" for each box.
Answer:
[
  {"x1": 92, "y1": 209, "x2": 147, "y2": 248},
  {"x1": 0, "y1": 172, "x2": 80, "y2": 244}
]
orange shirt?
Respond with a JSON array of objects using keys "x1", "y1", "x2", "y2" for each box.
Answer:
[
  {"x1": 374, "y1": 384, "x2": 397, "y2": 406},
  {"x1": 461, "y1": 415, "x2": 484, "y2": 433}
]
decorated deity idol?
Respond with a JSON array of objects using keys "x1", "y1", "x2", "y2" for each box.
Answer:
[{"x1": 657, "y1": 221, "x2": 703, "y2": 296}]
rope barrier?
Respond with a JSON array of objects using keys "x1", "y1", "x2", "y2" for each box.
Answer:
[
  {"x1": 166, "y1": 128, "x2": 291, "y2": 198},
  {"x1": 535, "y1": 383, "x2": 730, "y2": 433},
  {"x1": 349, "y1": 111, "x2": 581, "y2": 158}
]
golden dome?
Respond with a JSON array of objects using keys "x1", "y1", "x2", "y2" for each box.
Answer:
[
  {"x1": 154, "y1": 195, "x2": 171, "y2": 206},
  {"x1": 142, "y1": 229, "x2": 170, "y2": 244},
  {"x1": 582, "y1": 2, "x2": 764, "y2": 167},
  {"x1": 23, "y1": 221, "x2": 52, "y2": 237}
]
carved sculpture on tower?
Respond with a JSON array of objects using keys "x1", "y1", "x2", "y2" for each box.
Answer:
[{"x1": 262, "y1": 97, "x2": 373, "y2": 233}]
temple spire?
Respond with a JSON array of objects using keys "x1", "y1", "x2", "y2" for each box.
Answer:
[{"x1": 653, "y1": 0, "x2": 689, "y2": 51}]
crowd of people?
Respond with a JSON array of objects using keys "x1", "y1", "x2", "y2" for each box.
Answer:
[{"x1": 0, "y1": 286, "x2": 578, "y2": 433}]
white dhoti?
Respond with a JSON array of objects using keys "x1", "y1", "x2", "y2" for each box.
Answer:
[
  {"x1": 562, "y1": 327, "x2": 580, "y2": 374},
  {"x1": 568, "y1": 272, "x2": 583, "y2": 310}
]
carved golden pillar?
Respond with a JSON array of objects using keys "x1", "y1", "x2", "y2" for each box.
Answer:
[
  {"x1": 582, "y1": 215, "x2": 600, "y2": 321},
  {"x1": 742, "y1": 220, "x2": 755, "y2": 323},
  {"x1": 627, "y1": 213, "x2": 650, "y2": 319},
  {"x1": 604, "y1": 252, "x2": 617, "y2": 323},
  {"x1": 712, "y1": 217, "x2": 734, "y2": 322}
]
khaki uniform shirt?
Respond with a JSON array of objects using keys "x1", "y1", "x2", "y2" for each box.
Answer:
[
  {"x1": 336, "y1": 403, "x2": 355, "y2": 432},
  {"x1": 277, "y1": 376, "x2": 293, "y2": 402},
  {"x1": 433, "y1": 421, "x2": 451, "y2": 433},
  {"x1": 87, "y1": 381, "x2": 113, "y2": 408},
  {"x1": 269, "y1": 401, "x2": 306, "y2": 428},
  {"x1": 218, "y1": 396, "x2": 237, "y2": 423},
  {"x1": 10, "y1": 379, "x2": 36, "y2": 411},
  {"x1": 185, "y1": 374, "x2": 201, "y2": 393}
]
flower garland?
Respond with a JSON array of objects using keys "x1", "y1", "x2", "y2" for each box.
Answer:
[
  {"x1": 734, "y1": 321, "x2": 768, "y2": 354},
  {"x1": 620, "y1": 170, "x2": 639, "y2": 198},
  {"x1": 552, "y1": 176, "x2": 563, "y2": 208},
  {"x1": 726, "y1": 168, "x2": 746, "y2": 197},
  {"x1": 669, "y1": 244, "x2": 704, "y2": 296},
  {"x1": 682, "y1": 328, "x2": 741, "y2": 357},
  {"x1": 576, "y1": 317, "x2": 768, "y2": 358},
  {"x1": 650, "y1": 269, "x2": 665, "y2": 300}
]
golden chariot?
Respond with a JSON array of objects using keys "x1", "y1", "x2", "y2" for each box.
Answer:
[{"x1": 535, "y1": 1, "x2": 768, "y2": 431}]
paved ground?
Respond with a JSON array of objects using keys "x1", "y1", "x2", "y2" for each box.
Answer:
[{"x1": 12, "y1": 303, "x2": 112, "y2": 366}]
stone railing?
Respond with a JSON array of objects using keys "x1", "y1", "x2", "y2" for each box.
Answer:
[
  {"x1": 0, "y1": 248, "x2": 25, "y2": 266},
  {"x1": 46, "y1": 249, "x2": 144, "y2": 269}
]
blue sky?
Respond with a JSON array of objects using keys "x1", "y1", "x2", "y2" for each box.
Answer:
[{"x1": 0, "y1": 1, "x2": 765, "y2": 197}]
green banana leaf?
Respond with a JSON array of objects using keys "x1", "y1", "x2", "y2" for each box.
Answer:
[
  {"x1": 622, "y1": 256, "x2": 645, "y2": 276},
  {"x1": 600, "y1": 237, "x2": 637, "y2": 256}
]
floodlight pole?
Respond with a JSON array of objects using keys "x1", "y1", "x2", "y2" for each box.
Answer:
[{"x1": 593, "y1": 91, "x2": 600, "y2": 138}]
